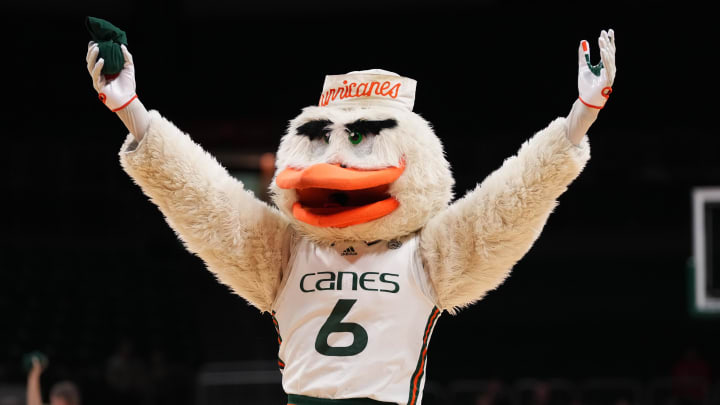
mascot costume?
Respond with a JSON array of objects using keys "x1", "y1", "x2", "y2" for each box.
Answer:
[{"x1": 86, "y1": 23, "x2": 617, "y2": 404}]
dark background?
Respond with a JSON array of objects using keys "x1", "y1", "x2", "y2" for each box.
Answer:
[{"x1": 1, "y1": 0, "x2": 718, "y2": 404}]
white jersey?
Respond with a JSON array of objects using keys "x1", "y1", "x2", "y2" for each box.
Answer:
[{"x1": 272, "y1": 233, "x2": 440, "y2": 405}]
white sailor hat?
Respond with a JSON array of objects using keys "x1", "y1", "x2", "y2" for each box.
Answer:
[{"x1": 318, "y1": 69, "x2": 417, "y2": 111}]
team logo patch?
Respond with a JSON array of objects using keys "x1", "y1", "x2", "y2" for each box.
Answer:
[
  {"x1": 341, "y1": 246, "x2": 358, "y2": 256},
  {"x1": 387, "y1": 239, "x2": 402, "y2": 249}
]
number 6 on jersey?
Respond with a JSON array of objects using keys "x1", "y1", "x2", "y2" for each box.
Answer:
[{"x1": 315, "y1": 299, "x2": 368, "y2": 356}]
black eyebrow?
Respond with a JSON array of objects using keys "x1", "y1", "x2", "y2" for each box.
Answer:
[
  {"x1": 296, "y1": 119, "x2": 333, "y2": 140},
  {"x1": 345, "y1": 119, "x2": 397, "y2": 135}
]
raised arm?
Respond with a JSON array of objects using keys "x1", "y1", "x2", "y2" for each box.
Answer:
[
  {"x1": 26, "y1": 358, "x2": 44, "y2": 405},
  {"x1": 86, "y1": 42, "x2": 290, "y2": 312},
  {"x1": 420, "y1": 29, "x2": 616, "y2": 313}
]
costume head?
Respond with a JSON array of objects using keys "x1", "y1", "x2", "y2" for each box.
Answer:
[{"x1": 271, "y1": 69, "x2": 454, "y2": 243}]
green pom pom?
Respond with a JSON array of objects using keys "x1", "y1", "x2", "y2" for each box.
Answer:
[
  {"x1": 22, "y1": 351, "x2": 48, "y2": 373},
  {"x1": 85, "y1": 16, "x2": 128, "y2": 76}
]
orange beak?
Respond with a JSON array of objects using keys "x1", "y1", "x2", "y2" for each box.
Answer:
[{"x1": 276, "y1": 162, "x2": 404, "y2": 228}]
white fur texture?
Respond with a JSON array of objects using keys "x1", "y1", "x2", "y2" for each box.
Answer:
[
  {"x1": 119, "y1": 111, "x2": 290, "y2": 312},
  {"x1": 119, "y1": 109, "x2": 588, "y2": 317},
  {"x1": 419, "y1": 117, "x2": 591, "y2": 314},
  {"x1": 271, "y1": 105, "x2": 454, "y2": 244}
]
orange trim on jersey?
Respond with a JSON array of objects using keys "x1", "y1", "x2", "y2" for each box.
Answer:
[
  {"x1": 272, "y1": 311, "x2": 285, "y2": 369},
  {"x1": 111, "y1": 94, "x2": 138, "y2": 112},
  {"x1": 408, "y1": 307, "x2": 440, "y2": 405},
  {"x1": 578, "y1": 96, "x2": 604, "y2": 110},
  {"x1": 276, "y1": 162, "x2": 404, "y2": 191}
]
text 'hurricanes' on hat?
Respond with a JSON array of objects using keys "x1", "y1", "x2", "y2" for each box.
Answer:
[{"x1": 318, "y1": 69, "x2": 417, "y2": 111}]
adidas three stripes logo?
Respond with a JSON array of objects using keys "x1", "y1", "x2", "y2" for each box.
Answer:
[{"x1": 341, "y1": 246, "x2": 358, "y2": 256}]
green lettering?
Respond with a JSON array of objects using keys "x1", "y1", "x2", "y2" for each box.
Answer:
[
  {"x1": 379, "y1": 273, "x2": 400, "y2": 293},
  {"x1": 359, "y1": 272, "x2": 379, "y2": 291},
  {"x1": 337, "y1": 271, "x2": 358, "y2": 291},
  {"x1": 300, "y1": 273, "x2": 316, "y2": 293},
  {"x1": 316, "y1": 272, "x2": 336, "y2": 291},
  {"x1": 315, "y1": 299, "x2": 368, "y2": 356}
]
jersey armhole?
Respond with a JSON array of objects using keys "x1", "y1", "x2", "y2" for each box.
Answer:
[
  {"x1": 408, "y1": 233, "x2": 441, "y2": 308},
  {"x1": 271, "y1": 228, "x2": 299, "y2": 311}
]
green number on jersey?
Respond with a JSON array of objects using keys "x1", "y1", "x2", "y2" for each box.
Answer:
[{"x1": 315, "y1": 299, "x2": 368, "y2": 356}]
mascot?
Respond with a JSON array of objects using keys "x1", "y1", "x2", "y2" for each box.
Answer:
[{"x1": 86, "y1": 26, "x2": 617, "y2": 405}]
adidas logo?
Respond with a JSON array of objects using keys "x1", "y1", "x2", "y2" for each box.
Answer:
[{"x1": 341, "y1": 246, "x2": 358, "y2": 256}]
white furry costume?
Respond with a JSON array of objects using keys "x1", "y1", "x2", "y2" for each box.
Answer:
[
  {"x1": 120, "y1": 110, "x2": 588, "y2": 311},
  {"x1": 119, "y1": 104, "x2": 588, "y2": 404},
  {"x1": 87, "y1": 24, "x2": 616, "y2": 404}
]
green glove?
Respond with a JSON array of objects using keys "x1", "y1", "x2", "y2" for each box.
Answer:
[
  {"x1": 85, "y1": 16, "x2": 128, "y2": 76},
  {"x1": 22, "y1": 351, "x2": 48, "y2": 373}
]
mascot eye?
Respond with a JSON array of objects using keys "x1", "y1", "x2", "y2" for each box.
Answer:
[
  {"x1": 348, "y1": 131, "x2": 363, "y2": 145},
  {"x1": 324, "y1": 133, "x2": 330, "y2": 144}
]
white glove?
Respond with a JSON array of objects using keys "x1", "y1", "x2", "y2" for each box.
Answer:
[
  {"x1": 86, "y1": 41, "x2": 137, "y2": 111},
  {"x1": 578, "y1": 29, "x2": 616, "y2": 109}
]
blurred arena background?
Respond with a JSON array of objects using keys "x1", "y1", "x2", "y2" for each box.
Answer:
[{"x1": 1, "y1": 1, "x2": 718, "y2": 404}]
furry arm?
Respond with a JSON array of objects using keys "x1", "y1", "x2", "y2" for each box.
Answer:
[
  {"x1": 420, "y1": 117, "x2": 590, "y2": 313},
  {"x1": 119, "y1": 110, "x2": 291, "y2": 312}
]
